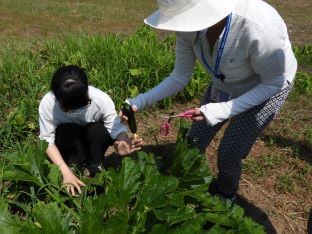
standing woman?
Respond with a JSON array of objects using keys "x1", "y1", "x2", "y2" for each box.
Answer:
[
  {"x1": 124, "y1": 0, "x2": 297, "y2": 200},
  {"x1": 39, "y1": 65, "x2": 143, "y2": 196}
]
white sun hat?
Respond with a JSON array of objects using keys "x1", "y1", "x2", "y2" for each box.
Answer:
[{"x1": 144, "y1": 0, "x2": 239, "y2": 32}]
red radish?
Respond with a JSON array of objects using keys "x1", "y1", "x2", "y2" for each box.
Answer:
[{"x1": 159, "y1": 122, "x2": 171, "y2": 136}]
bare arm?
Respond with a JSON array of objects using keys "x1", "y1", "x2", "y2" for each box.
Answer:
[{"x1": 46, "y1": 144, "x2": 85, "y2": 196}]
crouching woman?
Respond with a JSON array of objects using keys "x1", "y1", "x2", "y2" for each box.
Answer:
[{"x1": 38, "y1": 65, "x2": 143, "y2": 195}]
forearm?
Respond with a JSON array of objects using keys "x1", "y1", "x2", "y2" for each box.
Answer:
[
  {"x1": 46, "y1": 144, "x2": 72, "y2": 175},
  {"x1": 46, "y1": 144, "x2": 85, "y2": 195},
  {"x1": 127, "y1": 74, "x2": 188, "y2": 110}
]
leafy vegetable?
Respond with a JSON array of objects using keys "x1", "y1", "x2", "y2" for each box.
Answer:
[{"x1": 0, "y1": 121, "x2": 265, "y2": 233}]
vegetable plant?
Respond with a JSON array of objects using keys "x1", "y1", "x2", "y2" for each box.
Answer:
[{"x1": 0, "y1": 120, "x2": 265, "y2": 233}]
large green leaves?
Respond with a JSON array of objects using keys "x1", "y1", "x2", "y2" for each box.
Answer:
[
  {"x1": 170, "y1": 120, "x2": 212, "y2": 189},
  {"x1": 31, "y1": 202, "x2": 72, "y2": 233},
  {"x1": 106, "y1": 157, "x2": 141, "y2": 206},
  {"x1": 0, "y1": 140, "x2": 48, "y2": 186},
  {"x1": 0, "y1": 201, "x2": 25, "y2": 234},
  {"x1": 0, "y1": 121, "x2": 265, "y2": 233},
  {"x1": 79, "y1": 194, "x2": 129, "y2": 234}
]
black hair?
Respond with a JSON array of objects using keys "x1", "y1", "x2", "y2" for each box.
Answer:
[{"x1": 51, "y1": 65, "x2": 90, "y2": 112}]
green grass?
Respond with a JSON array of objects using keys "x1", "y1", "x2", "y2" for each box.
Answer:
[
  {"x1": 1, "y1": 27, "x2": 311, "y2": 150},
  {"x1": 0, "y1": 26, "x2": 208, "y2": 149}
]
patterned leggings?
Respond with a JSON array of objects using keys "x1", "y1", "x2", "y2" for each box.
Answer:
[{"x1": 187, "y1": 83, "x2": 293, "y2": 196}]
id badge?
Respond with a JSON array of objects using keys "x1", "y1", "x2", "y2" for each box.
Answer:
[{"x1": 210, "y1": 86, "x2": 230, "y2": 102}]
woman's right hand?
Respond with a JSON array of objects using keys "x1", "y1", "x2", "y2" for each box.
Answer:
[
  {"x1": 119, "y1": 103, "x2": 137, "y2": 123},
  {"x1": 46, "y1": 145, "x2": 85, "y2": 196},
  {"x1": 62, "y1": 169, "x2": 85, "y2": 196}
]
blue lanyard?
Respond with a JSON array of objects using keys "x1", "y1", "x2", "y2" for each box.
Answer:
[{"x1": 200, "y1": 14, "x2": 232, "y2": 81}]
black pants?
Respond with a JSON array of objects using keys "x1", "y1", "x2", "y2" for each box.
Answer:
[
  {"x1": 188, "y1": 83, "x2": 293, "y2": 197},
  {"x1": 55, "y1": 122, "x2": 113, "y2": 172}
]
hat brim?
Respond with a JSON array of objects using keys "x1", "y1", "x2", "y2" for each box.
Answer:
[{"x1": 144, "y1": 0, "x2": 239, "y2": 32}]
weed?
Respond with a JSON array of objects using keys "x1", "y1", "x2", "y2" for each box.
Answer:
[
  {"x1": 261, "y1": 154, "x2": 283, "y2": 168},
  {"x1": 243, "y1": 158, "x2": 264, "y2": 177},
  {"x1": 304, "y1": 128, "x2": 312, "y2": 145},
  {"x1": 276, "y1": 174, "x2": 295, "y2": 193}
]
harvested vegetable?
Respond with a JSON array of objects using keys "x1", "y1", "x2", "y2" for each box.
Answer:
[{"x1": 122, "y1": 102, "x2": 138, "y2": 139}]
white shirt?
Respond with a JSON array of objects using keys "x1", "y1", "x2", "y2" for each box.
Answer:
[
  {"x1": 39, "y1": 86, "x2": 128, "y2": 145},
  {"x1": 127, "y1": 0, "x2": 297, "y2": 126}
]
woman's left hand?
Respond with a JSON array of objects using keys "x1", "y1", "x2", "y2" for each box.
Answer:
[{"x1": 114, "y1": 138, "x2": 144, "y2": 156}]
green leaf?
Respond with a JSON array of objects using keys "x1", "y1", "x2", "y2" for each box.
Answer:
[
  {"x1": 107, "y1": 157, "x2": 141, "y2": 205},
  {"x1": 136, "y1": 151, "x2": 158, "y2": 180},
  {"x1": 102, "y1": 208, "x2": 129, "y2": 234},
  {"x1": 25, "y1": 141, "x2": 47, "y2": 184},
  {"x1": 206, "y1": 225, "x2": 228, "y2": 234},
  {"x1": 46, "y1": 163, "x2": 61, "y2": 188},
  {"x1": 230, "y1": 204, "x2": 245, "y2": 221},
  {"x1": 129, "y1": 68, "x2": 142, "y2": 76},
  {"x1": 0, "y1": 201, "x2": 21, "y2": 233},
  {"x1": 32, "y1": 202, "x2": 72, "y2": 233},
  {"x1": 150, "y1": 224, "x2": 171, "y2": 233},
  {"x1": 153, "y1": 206, "x2": 195, "y2": 226},
  {"x1": 168, "y1": 191, "x2": 185, "y2": 208},
  {"x1": 82, "y1": 170, "x2": 107, "y2": 187},
  {"x1": 128, "y1": 206, "x2": 151, "y2": 233},
  {"x1": 0, "y1": 211, "x2": 25, "y2": 234},
  {"x1": 80, "y1": 157, "x2": 142, "y2": 233},
  {"x1": 135, "y1": 174, "x2": 179, "y2": 209},
  {"x1": 0, "y1": 141, "x2": 47, "y2": 186},
  {"x1": 80, "y1": 194, "x2": 129, "y2": 234},
  {"x1": 128, "y1": 85, "x2": 139, "y2": 97},
  {"x1": 0, "y1": 170, "x2": 41, "y2": 186},
  {"x1": 79, "y1": 195, "x2": 108, "y2": 234},
  {"x1": 86, "y1": 193, "x2": 131, "y2": 233},
  {"x1": 0, "y1": 202, "x2": 38, "y2": 234},
  {"x1": 202, "y1": 212, "x2": 236, "y2": 227},
  {"x1": 170, "y1": 120, "x2": 211, "y2": 189},
  {"x1": 171, "y1": 219, "x2": 202, "y2": 234},
  {"x1": 237, "y1": 217, "x2": 266, "y2": 234}
]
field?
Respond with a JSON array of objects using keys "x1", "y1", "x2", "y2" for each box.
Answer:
[{"x1": 0, "y1": 0, "x2": 311, "y2": 233}]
